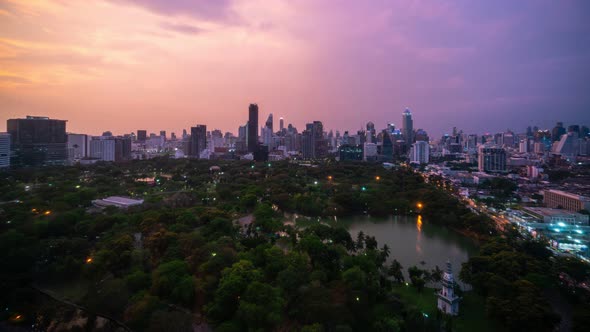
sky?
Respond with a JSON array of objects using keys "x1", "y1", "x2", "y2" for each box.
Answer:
[{"x1": 1, "y1": 0, "x2": 589, "y2": 138}]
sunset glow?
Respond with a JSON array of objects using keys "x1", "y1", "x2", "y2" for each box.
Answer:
[{"x1": 1, "y1": 0, "x2": 589, "y2": 136}]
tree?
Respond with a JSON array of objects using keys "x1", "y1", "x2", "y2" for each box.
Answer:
[
  {"x1": 387, "y1": 260, "x2": 404, "y2": 283},
  {"x1": 206, "y1": 260, "x2": 263, "y2": 323},
  {"x1": 151, "y1": 260, "x2": 195, "y2": 306},
  {"x1": 237, "y1": 281, "x2": 284, "y2": 330}
]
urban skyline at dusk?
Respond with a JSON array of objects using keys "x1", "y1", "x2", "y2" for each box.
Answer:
[{"x1": 1, "y1": 0, "x2": 589, "y2": 137}]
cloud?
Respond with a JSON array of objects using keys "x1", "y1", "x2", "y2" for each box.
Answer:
[
  {"x1": 159, "y1": 22, "x2": 203, "y2": 35},
  {"x1": 0, "y1": 74, "x2": 32, "y2": 85},
  {"x1": 107, "y1": 0, "x2": 235, "y2": 21}
]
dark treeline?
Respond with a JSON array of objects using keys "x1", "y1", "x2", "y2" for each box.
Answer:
[{"x1": 0, "y1": 158, "x2": 588, "y2": 331}]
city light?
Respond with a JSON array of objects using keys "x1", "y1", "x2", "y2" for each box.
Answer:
[
  {"x1": 558, "y1": 222, "x2": 566, "y2": 227},
  {"x1": 375, "y1": 176, "x2": 380, "y2": 181},
  {"x1": 327, "y1": 175, "x2": 333, "y2": 180},
  {"x1": 44, "y1": 211, "x2": 51, "y2": 215},
  {"x1": 417, "y1": 203, "x2": 423, "y2": 209},
  {"x1": 361, "y1": 186, "x2": 366, "y2": 191},
  {"x1": 211, "y1": 252, "x2": 217, "y2": 257},
  {"x1": 86, "y1": 257, "x2": 93, "y2": 263}
]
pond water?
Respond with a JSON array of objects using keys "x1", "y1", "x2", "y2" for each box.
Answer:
[{"x1": 336, "y1": 215, "x2": 478, "y2": 284}]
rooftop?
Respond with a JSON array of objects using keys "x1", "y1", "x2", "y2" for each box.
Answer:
[{"x1": 524, "y1": 207, "x2": 586, "y2": 218}]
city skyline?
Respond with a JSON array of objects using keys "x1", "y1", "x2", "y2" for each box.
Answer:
[{"x1": 1, "y1": 0, "x2": 589, "y2": 137}]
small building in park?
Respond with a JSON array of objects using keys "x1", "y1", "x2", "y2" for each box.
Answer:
[{"x1": 437, "y1": 260, "x2": 461, "y2": 315}]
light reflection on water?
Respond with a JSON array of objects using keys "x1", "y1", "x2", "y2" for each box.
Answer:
[{"x1": 340, "y1": 215, "x2": 478, "y2": 287}]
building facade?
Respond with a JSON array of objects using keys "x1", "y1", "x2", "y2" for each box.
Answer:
[
  {"x1": 544, "y1": 190, "x2": 590, "y2": 212},
  {"x1": 7, "y1": 116, "x2": 67, "y2": 167},
  {"x1": 190, "y1": 125, "x2": 207, "y2": 158},
  {"x1": 410, "y1": 141, "x2": 430, "y2": 164},
  {"x1": 402, "y1": 108, "x2": 413, "y2": 149},
  {"x1": 478, "y1": 146, "x2": 507, "y2": 172},
  {"x1": 248, "y1": 104, "x2": 259, "y2": 153},
  {"x1": 0, "y1": 133, "x2": 10, "y2": 168}
]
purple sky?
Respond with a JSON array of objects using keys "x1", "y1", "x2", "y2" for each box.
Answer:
[{"x1": 1, "y1": 0, "x2": 589, "y2": 137}]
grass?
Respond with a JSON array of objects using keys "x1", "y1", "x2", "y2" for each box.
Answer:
[{"x1": 392, "y1": 284, "x2": 503, "y2": 332}]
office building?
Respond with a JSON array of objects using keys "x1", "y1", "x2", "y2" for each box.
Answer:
[
  {"x1": 248, "y1": 104, "x2": 259, "y2": 153},
  {"x1": 402, "y1": 108, "x2": 413, "y2": 149},
  {"x1": 7, "y1": 116, "x2": 67, "y2": 167},
  {"x1": 0, "y1": 133, "x2": 10, "y2": 168},
  {"x1": 89, "y1": 135, "x2": 131, "y2": 162},
  {"x1": 410, "y1": 141, "x2": 430, "y2": 164},
  {"x1": 137, "y1": 130, "x2": 147, "y2": 142},
  {"x1": 339, "y1": 144, "x2": 363, "y2": 161},
  {"x1": 67, "y1": 133, "x2": 88, "y2": 161},
  {"x1": 544, "y1": 190, "x2": 590, "y2": 212},
  {"x1": 478, "y1": 146, "x2": 506, "y2": 172},
  {"x1": 89, "y1": 137, "x2": 116, "y2": 161},
  {"x1": 190, "y1": 125, "x2": 207, "y2": 158}
]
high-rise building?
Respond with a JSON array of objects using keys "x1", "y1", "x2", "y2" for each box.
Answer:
[
  {"x1": 190, "y1": 125, "x2": 207, "y2": 158},
  {"x1": 160, "y1": 130, "x2": 166, "y2": 140},
  {"x1": 89, "y1": 136, "x2": 131, "y2": 162},
  {"x1": 313, "y1": 121, "x2": 328, "y2": 159},
  {"x1": 0, "y1": 133, "x2": 10, "y2": 168},
  {"x1": 211, "y1": 129, "x2": 224, "y2": 148},
  {"x1": 366, "y1": 122, "x2": 376, "y2": 143},
  {"x1": 519, "y1": 140, "x2": 528, "y2": 153},
  {"x1": 248, "y1": 104, "x2": 259, "y2": 153},
  {"x1": 402, "y1": 108, "x2": 413, "y2": 149},
  {"x1": 338, "y1": 144, "x2": 363, "y2": 161},
  {"x1": 380, "y1": 130, "x2": 393, "y2": 161},
  {"x1": 137, "y1": 130, "x2": 147, "y2": 142},
  {"x1": 478, "y1": 146, "x2": 507, "y2": 172},
  {"x1": 552, "y1": 122, "x2": 566, "y2": 142},
  {"x1": 67, "y1": 133, "x2": 88, "y2": 161},
  {"x1": 7, "y1": 116, "x2": 67, "y2": 167},
  {"x1": 89, "y1": 137, "x2": 116, "y2": 161},
  {"x1": 279, "y1": 117, "x2": 284, "y2": 132},
  {"x1": 265, "y1": 113, "x2": 273, "y2": 133},
  {"x1": 410, "y1": 141, "x2": 430, "y2": 164},
  {"x1": 301, "y1": 123, "x2": 314, "y2": 159}
]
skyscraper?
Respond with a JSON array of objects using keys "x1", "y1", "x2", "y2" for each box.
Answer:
[
  {"x1": 265, "y1": 113, "x2": 273, "y2": 133},
  {"x1": 137, "y1": 130, "x2": 147, "y2": 142},
  {"x1": 190, "y1": 125, "x2": 207, "y2": 158},
  {"x1": 7, "y1": 116, "x2": 67, "y2": 167},
  {"x1": 248, "y1": 104, "x2": 259, "y2": 153},
  {"x1": 279, "y1": 117, "x2": 284, "y2": 132},
  {"x1": 410, "y1": 141, "x2": 430, "y2": 164},
  {"x1": 402, "y1": 108, "x2": 413, "y2": 149},
  {"x1": 0, "y1": 133, "x2": 10, "y2": 168},
  {"x1": 552, "y1": 122, "x2": 566, "y2": 142},
  {"x1": 478, "y1": 146, "x2": 507, "y2": 172},
  {"x1": 67, "y1": 133, "x2": 88, "y2": 161}
]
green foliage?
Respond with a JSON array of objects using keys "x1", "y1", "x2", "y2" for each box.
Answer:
[
  {"x1": 237, "y1": 281, "x2": 285, "y2": 330},
  {"x1": 151, "y1": 260, "x2": 195, "y2": 306}
]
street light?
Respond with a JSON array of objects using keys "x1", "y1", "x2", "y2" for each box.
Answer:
[{"x1": 417, "y1": 203, "x2": 423, "y2": 209}]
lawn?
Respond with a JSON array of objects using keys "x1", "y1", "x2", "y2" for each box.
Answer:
[{"x1": 392, "y1": 285, "x2": 503, "y2": 332}]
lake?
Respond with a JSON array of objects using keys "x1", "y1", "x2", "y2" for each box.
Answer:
[{"x1": 336, "y1": 215, "x2": 478, "y2": 284}]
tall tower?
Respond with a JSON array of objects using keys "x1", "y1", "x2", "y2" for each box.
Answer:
[
  {"x1": 190, "y1": 125, "x2": 207, "y2": 158},
  {"x1": 402, "y1": 108, "x2": 413, "y2": 149},
  {"x1": 437, "y1": 260, "x2": 460, "y2": 315},
  {"x1": 248, "y1": 104, "x2": 259, "y2": 153},
  {"x1": 265, "y1": 113, "x2": 273, "y2": 132},
  {"x1": 279, "y1": 117, "x2": 284, "y2": 132}
]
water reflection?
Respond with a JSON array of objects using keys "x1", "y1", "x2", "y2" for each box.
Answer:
[{"x1": 340, "y1": 215, "x2": 477, "y2": 285}]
